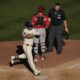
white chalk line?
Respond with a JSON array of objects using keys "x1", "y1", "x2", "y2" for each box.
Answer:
[
  {"x1": 34, "y1": 75, "x2": 48, "y2": 80},
  {"x1": 0, "y1": 68, "x2": 28, "y2": 73},
  {"x1": 67, "y1": 63, "x2": 80, "y2": 69}
]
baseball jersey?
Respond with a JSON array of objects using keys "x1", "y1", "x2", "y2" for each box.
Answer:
[
  {"x1": 22, "y1": 28, "x2": 37, "y2": 45},
  {"x1": 48, "y1": 8, "x2": 67, "y2": 26},
  {"x1": 32, "y1": 13, "x2": 50, "y2": 29}
]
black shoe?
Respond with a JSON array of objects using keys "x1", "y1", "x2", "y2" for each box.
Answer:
[
  {"x1": 57, "y1": 51, "x2": 62, "y2": 55},
  {"x1": 9, "y1": 62, "x2": 13, "y2": 67},
  {"x1": 34, "y1": 70, "x2": 41, "y2": 76},
  {"x1": 35, "y1": 72, "x2": 41, "y2": 76},
  {"x1": 62, "y1": 40, "x2": 66, "y2": 46}
]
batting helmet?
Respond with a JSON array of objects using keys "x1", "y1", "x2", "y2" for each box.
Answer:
[{"x1": 25, "y1": 21, "x2": 33, "y2": 28}]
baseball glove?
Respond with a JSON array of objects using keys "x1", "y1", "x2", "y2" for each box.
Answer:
[{"x1": 62, "y1": 31, "x2": 69, "y2": 40}]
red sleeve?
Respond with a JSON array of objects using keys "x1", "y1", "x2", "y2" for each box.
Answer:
[
  {"x1": 31, "y1": 15, "x2": 37, "y2": 26},
  {"x1": 44, "y1": 16, "x2": 50, "y2": 28}
]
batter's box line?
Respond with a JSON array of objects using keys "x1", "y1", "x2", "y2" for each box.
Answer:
[
  {"x1": 67, "y1": 63, "x2": 80, "y2": 69},
  {"x1": 34, "y1": 75, "x2": 48, "y2": 80}
]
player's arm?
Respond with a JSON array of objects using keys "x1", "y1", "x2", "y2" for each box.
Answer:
[
  {"x1": 22, "y1": 29, "x2": 33, "y2": 39},
  {"x1": 63, "y1": 20, "x2": 69, "y2": 32},
  {"x1": 44, "y1": 16, "x2": 50, "y2": 29},
  {"x1": 26, "y1": 34, "x2": 34, "y2": 39},
  {"x1": 31, "y1": 15, "x2": 37, "y2": 26},
  {"x1": 62, "y1": 11, "x2": 69, "y2": 33},
  {"x1": 23, "y1": 33, "x2": 34, "y2": 39},
  {"x1": 22, "y1": 29, "x2": 27, "y2": 38}
]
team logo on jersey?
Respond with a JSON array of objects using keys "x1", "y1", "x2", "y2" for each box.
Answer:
[{"x1": 57, "y1": 15, "x2": 61, "y2": 19}]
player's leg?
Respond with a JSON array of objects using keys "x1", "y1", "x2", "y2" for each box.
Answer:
[
  {"x1": 33, "y1": 36, "x2": 40, "y2": 62},
  {"x1": 10, "y1": 55, "x2": 19, "y2": 67},
  {"x1": 40, "y1": 28, "x2": 46, "y2": 60},
  {"x1": 56, "y1": 25, "x2": 63, "y2": 54},
  {"x1": 18, "y1": 53, "x2": 26, "y2": 59},
  {"x1": 10, "y1": 53, "x2": 26, "y2": 66},
  {"x1": 48, "y1": 26, "x2": 55, "y2": 52},
  {"x1": 23, "y1": 44, "x2": 41, "y2": 76}
]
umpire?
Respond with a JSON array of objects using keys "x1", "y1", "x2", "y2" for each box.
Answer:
[{"x1": 48, "y1": 2, "x2": 69, "y2": 54}]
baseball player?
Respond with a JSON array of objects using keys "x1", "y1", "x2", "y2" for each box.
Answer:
[
  {"x1": 10, "y1": 21, "x2": 41, "y2": 76},
  {"x1": 32, "y1": 5, "x2": 50, "y2": 62}
]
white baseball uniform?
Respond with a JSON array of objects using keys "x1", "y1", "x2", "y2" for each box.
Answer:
[{"x1": 21, "y1": 28, "x2": 39, "y2": 74}]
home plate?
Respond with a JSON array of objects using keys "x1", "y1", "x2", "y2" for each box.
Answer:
[{"x1": 34, "y1": 75, "x2": 48, "y2": 80}]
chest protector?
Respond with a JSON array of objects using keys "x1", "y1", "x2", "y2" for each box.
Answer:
[{"x1": 36, "y1": 16, "x2": 44, "y2": 25}]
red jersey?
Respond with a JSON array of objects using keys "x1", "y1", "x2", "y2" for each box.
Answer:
[{"x1": 32, "y1": 12, "x2": 50, "y2": 29}]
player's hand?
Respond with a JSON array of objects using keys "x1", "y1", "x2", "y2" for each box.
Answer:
[
  {"x1": 26, "y1": 34, "x2": 34, "y2": 39},
  {"x1": 65, "y1": 28, "x2": 69, "y2": 33},
  {"x1": 48, "y1": 18, "x2": 51, "y2": 22}
]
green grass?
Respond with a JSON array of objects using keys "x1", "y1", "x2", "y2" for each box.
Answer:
[{"x1": 0, "y1": 0, "x2": 80, "y2": 41}]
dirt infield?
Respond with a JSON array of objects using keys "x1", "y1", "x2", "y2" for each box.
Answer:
[{"x1": 0, "y1": 40, "x2": 80, "y2": 80}]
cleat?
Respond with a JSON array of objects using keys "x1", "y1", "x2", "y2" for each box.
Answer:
[
  {"x1": 41, "y1": 56, "x2": 45, "y2": 61},
  {"x1": 11, "y1": 56, "x2": 15, "y2": 65},
  {"x1": 34, "y1": 55, "x2": 39, "y2": 62},
  {"x1": 34, "y1": 58, "x2": 38, "y2": 62},
  {"x1": 34, "y1": 70, "x2": 41, "y2": 76},
  {"x1": 9, "y1": 62, "x2": 13, "y2": 67}
]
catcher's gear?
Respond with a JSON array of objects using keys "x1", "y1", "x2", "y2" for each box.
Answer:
[
  {"x1": 36, "y1": 16, "x2": 44, "y2": 25},
  {"x1": 38, "y1": 5, "x2": 45, "y2": 12},
  {"x1": 35, "y1": 35, "x2": 40, "y2": 38},
  {"x1": 62, "y1": 31, "x2": 69, "y2": 40}
]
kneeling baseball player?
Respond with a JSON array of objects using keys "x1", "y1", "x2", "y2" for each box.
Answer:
[{"x1": 10, "y1": 21, "x2": 41, "y2": 76}]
